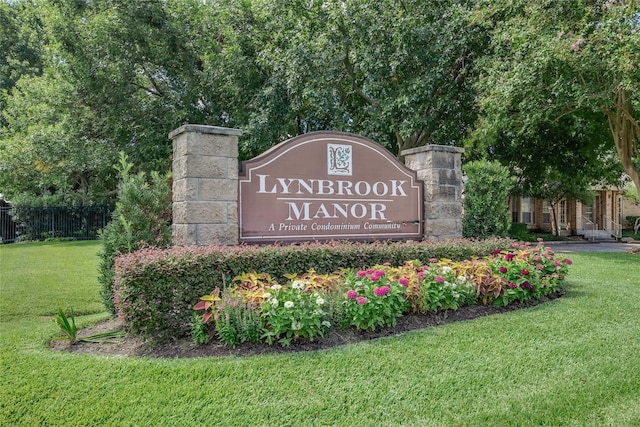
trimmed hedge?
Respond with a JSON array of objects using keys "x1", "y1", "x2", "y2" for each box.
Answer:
[{"x1": 113, "y1": 238, "x2": 514, "y2": 341}]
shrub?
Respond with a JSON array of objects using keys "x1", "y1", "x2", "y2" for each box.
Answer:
[
  {"x1": 181, "y1": 240, "x2": 572, "y2": 347},
  {"x1": 462, "y1": 160, "x2": 514, "y2": 239},
  {"x1": 113, "y1": 238, "x2": 514, "y2": 341},
  {"x1": 98, "y1": 153, "x2": 172, "y2": 313}
]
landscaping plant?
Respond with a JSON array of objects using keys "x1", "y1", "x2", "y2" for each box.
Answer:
[
  {"x1": 260, "y1": 280, "x2": 332, "y2": 347},
  {"x1": 190, "y1": 240, "x2": 572, "y2": 347},
  {"x1": 98, "y1": 152, "x2": 172, "y2": 314},
  {"x1": 340, "y1": 268, "x2": 408, "y2": 331},
  {"x1": 55, "y1": 307, "x2": 78, "y2": 344}
]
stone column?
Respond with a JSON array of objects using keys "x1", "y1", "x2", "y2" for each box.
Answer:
[
  {"x1": 401, "y1": 145, "x2": 464, "y2": 240},
  {"x1": 169, "y1": 124, "x2": 242, "y2": 246}
]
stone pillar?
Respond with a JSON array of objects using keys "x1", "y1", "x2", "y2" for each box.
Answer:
[
  {"x1": 401, "y1": 145, "x2": 464, "y2": 240},
  {"x1": 169, "y1": 124, "x2": 242, "y2": 246}
]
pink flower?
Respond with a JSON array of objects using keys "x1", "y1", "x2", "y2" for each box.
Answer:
[
  {"x1": 370, "y1": 272, "x2": 382, "y2": 282},
  {"x1": 429, "y1": 258, "x2": 438, "y2": 263},
  {"x1": 537, "y1": 264, "x2": 544, "y2": 270},
  {"x1": 347, "y1": 290, "x2": 358, "y2": 300},
  {"x1": 374, "y1": 286, "x2": 390, "y2": 297},
  {"x1": 398, "y1": 277, "x2": 409, "y2": 287},
  {"x1": 493, "y1": 249, "x2": 500, "y2": 255},
  {"x1": 357, "y1": 270, "x2": 367, "y2": 278},
  {"x1": 499, "y1": 266, "x2": 508, "y2": 274},
  {"x1": 417, "y1": 271, "x2": 425, "y2": 279},
  {"x1": 505, "y1": 253, "x2": 515, "y2": 261},
  {"x1": 435, "y1": 276, "x2": 445, "y2": 283},
  {"x1": 357, "y1": 296, "x2": 367, "y2": 305},
  {"x1": 521, "y1": 269, "x2": 530, "y2": 276},
  {"x1": 565, "y1": 258, "x2": 572, "y2": 265},
  {"x1": 508, "y1": 282, "x2": 516, "y2": 289}
]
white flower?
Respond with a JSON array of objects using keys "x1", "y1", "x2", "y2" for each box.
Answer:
[
  {"x1": 457, "y1": 275, "x2": 467, "y2": 283},
  {"x1": 316, "y1": 297, "x2": 325, "y2": 305},
  {"x1": 322, "y1": 320, "x2": 332, "y2": 328},
  {"x1": 292, "y1": 280, "x2": 305, "y2": 290},
  {"x1": 270, "y1": 284, "x2": 282, "y2": 291},
  {"x1": 292, "y1": 320, "x2": 302, "y2": 330},
  {"x1": 262, "y1": 292, "x2": 272, "y2": 300},
  {"x1": 284, "y1": 301, "x2": 294, "y2": 309},
  {"x1": 270, "y1": 298, "x2": 279, "y2": 307},
  {"x1": 441, "y1": 266, "x2": 453, "y2": 274}
]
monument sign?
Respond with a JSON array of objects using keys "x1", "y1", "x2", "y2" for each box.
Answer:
[{"x1": 238, "y1": 132, "x2": 423, "y2": 243}]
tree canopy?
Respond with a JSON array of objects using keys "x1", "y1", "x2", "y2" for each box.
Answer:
[
  {"x1": 469, "y1": 0, "x2": 640, "y2": 194},
  {"x1": 0, "y1": 0, "x2": 637, "y2": 204}
]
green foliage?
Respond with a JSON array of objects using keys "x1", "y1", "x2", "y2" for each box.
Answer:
[
  {"x1": 341, "y1": 269, "x2": 407, "y2": 331},
  {"x1": 113, "y1": 238, "x2": 513, "y2": 341},
  {"x1": 417, "y1": 265, "x2": 476, "y2": 313},
  {"x1": 193, "y1": 287, "x2": 262, "y2": 347},
  {"x1": 462, "y1": 160, "x2": 514, "y2": 239},
  {"x1": 55, "y1": 306, "x2": 124, "y2": 344},
  {"x1": 98, "y1": 153, "x2": 172, "y2": 314},
  {"x1": 190, "y1": 312, "x2": 209, "y2": 345},
  {"x1": 55, "y1": 307, "x2": 78, "y2": 344},
  {"x1": 508, "y1": 222, "x2": 528, "y2": 241},
  {"x1": 188, "y1": 242, "x2": 571, "y2": 347},
  {"x1": 260, "y1": 281, "x2": 331, "y2": 347},
  {"x1": 470, "y1": 0, "x2": 640, "y2": 196}
]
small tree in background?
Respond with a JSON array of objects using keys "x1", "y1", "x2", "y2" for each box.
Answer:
[
  {"x1": 462, "y1": 160, "x2": 514, "y2": 239},
  {"x1": 98, "y1": 153, "x2": 172, "y2": 314}
]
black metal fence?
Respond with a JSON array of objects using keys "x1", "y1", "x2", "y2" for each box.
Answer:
[{"x1": 0, "y1": 205, "x2": 114, "y2": 243}]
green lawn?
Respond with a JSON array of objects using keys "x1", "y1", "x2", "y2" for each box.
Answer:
[{"x1": 1, "y1": 241, "x2": 639, "y2": 426}]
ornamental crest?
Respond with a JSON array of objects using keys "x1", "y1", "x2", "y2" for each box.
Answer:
[{"x1": 327, "y1": 144, "x2": 352, "y2": 176}]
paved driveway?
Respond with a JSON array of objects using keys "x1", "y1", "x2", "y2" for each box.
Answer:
[{"x1": 544, "y1": 241, "x2": 640, "y2": 253}]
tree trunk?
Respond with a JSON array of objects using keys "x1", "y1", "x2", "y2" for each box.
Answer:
[
  {"x1": 395, "y1": 130, "x2": 431, "y2": 159},
  {"x1": 550, "y1": 200, "x2": 560, "y2": 236},
  {"x1": 605, "y1": 87, "x2": 640, "y2": 194}
]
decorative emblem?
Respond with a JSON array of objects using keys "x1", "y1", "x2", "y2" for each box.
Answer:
[{"x1": 327, "y1": 144, "x2": 352, "y2": 176}]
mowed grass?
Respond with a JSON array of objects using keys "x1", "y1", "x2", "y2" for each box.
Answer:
[{"x1": 1, "y1": 241, "x2": 639, "y2": 426}]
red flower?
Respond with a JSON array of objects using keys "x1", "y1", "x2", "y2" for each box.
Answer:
[
  {"x1": 521, "y1": 269, "x2": 529, "y2": 276},
  {"x1": 499, "y1": 266, "x2": 508, "y2": 274}
]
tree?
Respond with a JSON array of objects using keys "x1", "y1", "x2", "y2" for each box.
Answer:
[
  {"x1": 251, "y1": 0, "x2": 484, "y2": 155},
  {"x1": 0, "y1": 1, "x2": 44, "y2": 130},
  {"x1": 470, "y1": 0, "x2": 640, "y2": 193},
  {"x1": 1, "y1": 0, "x2": 266, "y2": 199}
]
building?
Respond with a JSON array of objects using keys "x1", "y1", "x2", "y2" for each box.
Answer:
[{"x1": 509, "y1": 187, "x2": 624, "y2": 240}]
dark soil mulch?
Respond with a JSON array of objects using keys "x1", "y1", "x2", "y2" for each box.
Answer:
[{"x1": 50, "y1": 290, "x2": 564, "y2": 358}]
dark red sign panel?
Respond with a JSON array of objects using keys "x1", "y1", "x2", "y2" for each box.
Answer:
[{"x1": 239, "y1": 132, "x2": 423, "y2": 243}]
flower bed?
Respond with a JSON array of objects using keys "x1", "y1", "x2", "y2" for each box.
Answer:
[
  {"x1": 193, "y1": 241, "x2": 572, "y2": 347},
  {"x1": 112, "y1": 238, "x2": 514, "y2": 341}
]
